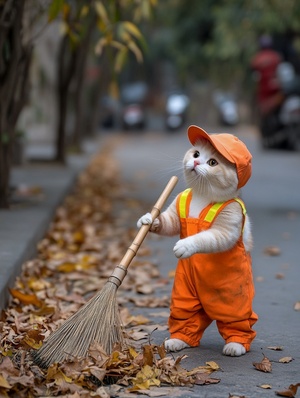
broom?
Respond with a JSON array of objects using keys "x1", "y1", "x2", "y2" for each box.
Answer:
[{"x1": 32, "y1": 176, "x2": 178, "y2": 369}]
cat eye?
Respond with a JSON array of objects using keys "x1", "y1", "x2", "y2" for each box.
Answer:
[
  {"x1": 207, "y1": 158, "x2": 218, "y2": 167},
  {"x1": 193, "y1": 151, "x2": 200, "y2": 158}
]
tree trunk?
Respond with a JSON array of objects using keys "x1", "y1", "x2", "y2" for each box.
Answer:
[
  {"x1": 0, "y1": 0, "x2": 31, "y2": 208},
  {"x1": 71, "y1": 15, "x2": 97, "y2": 150},
  {"x1": 55, "y1": 36, "x2": 76, "y2": 163},
  {"x1": 85, "y1": 50, "x2": 112, "y2": 137}
]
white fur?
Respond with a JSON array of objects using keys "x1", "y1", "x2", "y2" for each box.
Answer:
[
  {"x1": 164, "y1": 338, "x2": 190, "y2": 352},
  {"x1": 223, "y1": 342, "x2": 246, "y2": 356}
]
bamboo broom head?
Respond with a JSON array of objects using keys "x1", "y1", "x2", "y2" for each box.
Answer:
[{"x1": 31, "y1": 282, "x2": 124, "y2": 369}]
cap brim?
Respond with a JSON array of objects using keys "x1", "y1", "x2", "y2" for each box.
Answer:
[{"x1": 187, "y1": 125, "x2": 235, "y2": 164}]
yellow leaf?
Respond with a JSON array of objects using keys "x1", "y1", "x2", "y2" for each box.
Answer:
[
  {"x1": 95, "y1": 37, "x2": 108, "y2": 56},
  {"x1": 114, "y1": 48, "x2": 128, "y2": 73},
  {"x1": 80, "y1": 5, "x2": 89, "y2": 18},
  {"x1": 122, "y1": 21, "x2": 142, "y2": 39},
  {"x1": 206, "y1": 361, "x2": 220, "y2": 371},
  {"x1": 95, "y1": 1, "x2": 109, "y2": 24},
  {"x1": 56, "y1": 262, "x2": 76, "y2": 272},
  {"x1": 23, "y1": 336, "x2": 43, "y2": 350},
  {"x1": 129, "y1": 347, "x2": 139, "y2": 359},
  {"x1": 9, "y1": 288, "x2": 42, "y2": 307},
  {"x1": 127, "y1": 40, "x2": 143, "y2": 63},
  {"x1": 0, "y1": 374, "x2": 11, "y2": 389},
  {"x1": 259, "y1": 384, "x2": 272, "y2": 389},
  {"x1": 28, "y1": 278, "x2": 50, "y2": 291}
]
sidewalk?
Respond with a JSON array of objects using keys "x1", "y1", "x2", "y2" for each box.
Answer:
[{"x1": 0, "y1": 139, "x2": 100, "y2": 310}]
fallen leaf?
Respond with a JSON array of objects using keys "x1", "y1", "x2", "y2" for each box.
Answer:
[
  {"x1": 256, "y1": 276, "x2": 264, "y2": 282},
  {"x1": 228, "y1": 395, "x2": 247, "y2": 398},
  {"x1": 275, "y1": 273, "x2": 285, "y2": 279},
  {"x1": 264, "y1": 245, "x2": 281, "y2": 256},
  {"x1": 279, "y1": 357, "x2": 294, "y2": 363},
  {"x1": 268, "y1": 346, "x2": 284, "y2": 351},
  {"x1": 0, "y1": 374, "x2": 11, "y2": 389},
  {"x1": 205, "y1": 361, "x2": 220, "y2": 371},
  {"x1": 253, "y1": 354, "x2": 272, "y2": 373},
  {"x1": 259, "y1": 384, "x2": 272, "y2": 389},
  {"x1": 294, "y1": 302, "x2": 300, "y2": 311},
  {"x1": 194, "y1": 374, "x2": 220, "y2": 385},
  {"x1": 136, "y1": 284, "x2": 154, "y2": 294},
  {"x1": 9, "y1": 288, "x2": 42, "y2": 307},
  {"x1": 276, "y1": 383, "x2": 300, "y2": 397}
]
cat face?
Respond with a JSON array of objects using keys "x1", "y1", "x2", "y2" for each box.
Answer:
[{"x1": 183, "y1": 139, "x2": 239, "y2": 201}]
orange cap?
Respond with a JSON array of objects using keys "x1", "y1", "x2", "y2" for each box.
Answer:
[{"x1": 187, "y1": 125, "x2": 252, "y2": 189}]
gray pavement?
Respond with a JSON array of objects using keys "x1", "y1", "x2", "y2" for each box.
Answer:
[{"x1": 0, "y1": 125, "x2": 299, "y2": 397}]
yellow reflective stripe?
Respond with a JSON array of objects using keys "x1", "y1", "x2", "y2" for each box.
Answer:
[
  {"x1": 234, "y1": 198, "x2": 246, "y2": 232},
  {"x1": 204, "y1": 198, "x2": 247, "y2": 232},
  {"x1": 204, "y1": 202, "x2": 224, "y2": 222},
  {"x1": 234, "y1": 198, "x2": 247, "y2": 216},
  {"x1": 179, "y1": 188, "x2": 191, "y2": 218}
]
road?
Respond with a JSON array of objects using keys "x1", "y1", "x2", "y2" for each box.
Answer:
[{"x1": 113, "y1": 123, "x2": 300, "y2": 397}]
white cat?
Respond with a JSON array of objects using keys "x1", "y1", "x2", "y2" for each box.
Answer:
[{"x1": 137, "y1": 126, "x2": 258, "y2": 357}]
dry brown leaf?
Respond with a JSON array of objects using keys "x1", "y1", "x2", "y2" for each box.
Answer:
[
  {"x1": 276, "y1": 383, "x2": 300, "y2": 397},
  {"x1": 259, "y1": 384, "x2": 272, "y2": 389},
  {"x1": 264, "y1": 245, "x2": 281, "y2": 256},
  {"x1": 136, "y1": 284, "x2": 154, "y2": 294},
  {"x1": 279, "y1": 356, "x2": 294, "y2": 363},
  {"x1": 256, "y1": 276, "x2": 264, "y2": 282},
  {"x1": 253, "y1": 354, "x2": 272, "y2": 373},
  {"x1": 294, "y1": 301, "x2": 300, "y2": 311},
  {"x1": 194, "y1": 374, "x2": 220, "y2": 385},
  {"x1": 268, "y1": 346, "x2": 284, "y2": 351}
]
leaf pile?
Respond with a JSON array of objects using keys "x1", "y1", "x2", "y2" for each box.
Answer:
[{"x1": 0, "y1": 144, "x2": 220, "y2": 397}]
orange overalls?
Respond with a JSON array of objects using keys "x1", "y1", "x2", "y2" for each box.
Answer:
[{"x1": 169, "y1": 189, "x2": 258, "y2": 351}]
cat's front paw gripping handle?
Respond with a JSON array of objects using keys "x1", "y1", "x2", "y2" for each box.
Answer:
[{"x1": 137, "y1": 176, "x2": 178, "y2": 229}]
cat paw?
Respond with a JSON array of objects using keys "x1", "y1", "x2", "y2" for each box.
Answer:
[
  {"x1": 173, "y1": 238, "x2": 196, "y2": 258},
  {"x1": 137, "y1": 213, "x2": 152, "y2": 228},
  {"x1": 164, "y1": 338, "x2": 190, "y2": 352},
  {"x1": 223, "y1": 342, "x2": 246, "y2": 357}
]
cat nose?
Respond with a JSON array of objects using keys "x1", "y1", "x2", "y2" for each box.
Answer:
[{"x1": 194, "y1": 160, "x2": 200, "y2": 167}]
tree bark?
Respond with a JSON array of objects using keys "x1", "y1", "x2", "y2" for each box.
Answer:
[
  {"x1": 55, "y1": 35, "x2": 76, "y2": 163},
  {"x1": 71, "y1": 16, "x2": 97, "y2": 150},
  {"x1": 0, "y1": 0, "x2": 31, "y2": 208}
]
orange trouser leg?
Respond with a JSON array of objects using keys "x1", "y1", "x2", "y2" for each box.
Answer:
[
  {"x1": 169, "y1": 308, "x2": 212, "y2": 347},
  {"x1": 168, "y1": 267, "x2": 212, "y2": 347},
  {"x1": 216, "y1": 311, "x2": 258, "y2": 351}
]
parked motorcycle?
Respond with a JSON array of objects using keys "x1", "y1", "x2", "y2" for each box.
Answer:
[
  {"x1": 213, "y1": 91, "x2": 239, "y2": 126},
  {"x1": 165, "y1": 92, "x2": 190, "y2": 131},
  {"x1": 121, "y1": 82, "x2": 148, "y2": 130},
  {"x1": 259, "y1": 62, "x2": 300, "y2": 150}
]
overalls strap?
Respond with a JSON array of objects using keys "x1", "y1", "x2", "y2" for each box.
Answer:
[{"x1": 177, "y1": 189, "x2": 247, "y2": 230}]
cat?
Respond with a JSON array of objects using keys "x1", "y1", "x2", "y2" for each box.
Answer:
[{"x1": 137, "y1": 126, "x2": 258, "y2": 357}]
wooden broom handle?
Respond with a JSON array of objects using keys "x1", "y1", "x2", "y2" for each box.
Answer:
[{"x1": 108, "y1": 176, "x2": 178, "y2": 287}]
